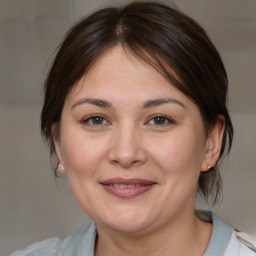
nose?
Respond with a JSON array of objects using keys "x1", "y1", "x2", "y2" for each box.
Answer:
[{"x1": 107, "y1": 124, "x2": 147, "y2": 168}]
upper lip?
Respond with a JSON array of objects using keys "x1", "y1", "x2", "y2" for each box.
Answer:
[{"x1": 100, "y1": 178, "x2": 156, "y2": 185}]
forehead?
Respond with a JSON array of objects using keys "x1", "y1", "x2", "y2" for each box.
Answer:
[{"x1": 66, "y1": 46, "x2": 192, "y2": 107}]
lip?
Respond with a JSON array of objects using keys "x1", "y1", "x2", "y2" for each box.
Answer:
[{"x1": 99, "y1": 178, "x2": 157, "y2": 199}]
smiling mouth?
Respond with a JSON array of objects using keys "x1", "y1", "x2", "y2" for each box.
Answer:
[
  {"x1": 100, "y1": 178, "x2": 156, "y2": 198},
  {"x1": 109, "y1": 184, "x2": 144, "y2": 188}
]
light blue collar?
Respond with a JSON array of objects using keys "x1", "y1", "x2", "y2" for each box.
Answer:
[
  {"x1": 202, "y1": 212, "x2": 233, "y2": 256},
  {"x1": 62, "y1": 211, "x2": 233, "y2": 256}
]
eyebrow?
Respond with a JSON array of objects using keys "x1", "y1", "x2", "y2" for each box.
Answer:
[
  {"x1": 72, "y1": 98, "x2": 113, "y2": 109},
  {"x1": 71, "y1": 97, "x2": 186, "y2": 110},
  {"x1": 142, "y1": 98, "x2": 186, "y2": 109}
]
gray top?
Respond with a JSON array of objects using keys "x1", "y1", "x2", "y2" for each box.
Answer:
[{"x1": 10, "y1": 212, "x2": 254, "y2": 256}]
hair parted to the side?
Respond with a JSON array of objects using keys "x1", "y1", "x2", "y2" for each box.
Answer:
[{"x1": 41, "y1": 1, "x2": 233, "y2": 204}]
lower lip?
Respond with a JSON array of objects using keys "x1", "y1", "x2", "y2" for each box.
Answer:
[{"x1": 101, "y1": 185, "x2": 154, "y2": 199}]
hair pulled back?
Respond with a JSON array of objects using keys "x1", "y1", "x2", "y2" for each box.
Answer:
[{"x1": 41, "y1": 1, "x2": 233, "y2": 204}]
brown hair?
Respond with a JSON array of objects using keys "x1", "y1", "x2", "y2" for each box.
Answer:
[{"x1": 41, "y1": 1, "x2": 233, "y2": 204}]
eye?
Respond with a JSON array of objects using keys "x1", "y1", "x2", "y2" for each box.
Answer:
[
  {"x1": 82, "y1": 115, "x2": 109, "y2": 125},
  {"x1": 147, "y1": 115, "x2": 174, "y2": 126}
]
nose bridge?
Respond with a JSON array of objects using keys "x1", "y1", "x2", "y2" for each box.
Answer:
[{"x1": 108, "y1": 121, "x2": 146, "y2": 167}]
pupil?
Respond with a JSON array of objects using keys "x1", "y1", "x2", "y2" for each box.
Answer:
[
  {"x1": 154, "y1": 117, "x2": 165, "y2": 124},
  {"x1": 93, "y1": 117, "x2": 103, "y2": 124}
]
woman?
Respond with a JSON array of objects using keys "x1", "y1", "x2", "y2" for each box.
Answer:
[{"x1": 11, "y1": 1, "x2": 256, "y2": 255}]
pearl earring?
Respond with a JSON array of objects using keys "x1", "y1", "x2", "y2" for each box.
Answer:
[{"x1": 58, "y1": 163, "x2": 64, "y2": 170}]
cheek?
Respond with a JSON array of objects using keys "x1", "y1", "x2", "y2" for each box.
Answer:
[
  {"x1": 59, "y1": 132, "x2": 110, "y2": 212},
  {"x1": 148, "y1": 129, "x2": 205, "y2": 177},
  {"x1": 148, "y1": 130, "x2": 206, "y2": 209},
  {"x1": 60, "y1": 131, "x2": 108, "y2": 178}
]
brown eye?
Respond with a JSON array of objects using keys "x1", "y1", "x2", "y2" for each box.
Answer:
[
  {"x1": 83, "y1": 115, "x2": 108, "y2": 125},
  {"x1": 91, "y1": 116, "x2": 104, "y2": 124},
  {"x1": 153, "y1": 117, "x2": 167, "y2": 124},
  {"x1": 147, "y1": 115, "x2": 175, "y2": 126}
]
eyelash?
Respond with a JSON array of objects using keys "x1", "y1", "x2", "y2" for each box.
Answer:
[
  {"x1": 81, "y1": 114, "x2": 175, "y2": 127},
  {"x1": 146, "y1": 115, "x2": 175, "y2": 126},
  {"x1": 81, "y1": 115, "x2": 110, "y2": 126}
]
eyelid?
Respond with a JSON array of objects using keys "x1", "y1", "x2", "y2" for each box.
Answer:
[
  {"x1": 80, "y1": 114, "x2": 175, "y2": 126},
  {"x1": 146, "y1": 114, "x2": 176, "y2": 125},
  {"x1": 81, "y1": 114, "x2": 111, "y2": 125}
]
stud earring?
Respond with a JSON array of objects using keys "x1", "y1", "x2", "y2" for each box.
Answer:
[{"x1": 58, "y1": 163, "x2": 64, "y2": 171}]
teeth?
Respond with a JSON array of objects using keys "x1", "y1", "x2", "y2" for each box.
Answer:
[{"x1": 112, "y1": 184, "x2": 141, "y2": 188}]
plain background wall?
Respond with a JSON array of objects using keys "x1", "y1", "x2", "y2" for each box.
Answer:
[{"x1": 1, "y1": 0, "x2": 255, "y2": 255}]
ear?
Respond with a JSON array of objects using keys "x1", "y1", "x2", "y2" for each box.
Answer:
[
  {"x1": 201, "y1": 115, "x2": 225, "y2": 172},
  {"x1": 51, "y1": 123, "x2": 66, "y2": 173}
]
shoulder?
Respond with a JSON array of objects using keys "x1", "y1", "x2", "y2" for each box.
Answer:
[
  {"x1": 9, "y1": 237, "x2": 59, "y2": 256},
  {"x1": 225, "y1": 230, "x2": 256, "y2": 256},
  {"x1": 196, "y1": 210, "x2": 256, "y2": 256},
  {"x1": 235, "y1": 231, "x2": 256, "y2": 255},
  {"x1": 9, "y1": 222, "x2": 96, "y2": 256}
]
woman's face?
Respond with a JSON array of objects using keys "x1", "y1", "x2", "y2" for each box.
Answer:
[{"x1": 54, "y1": 46, "x2": 217, "y2": 234}]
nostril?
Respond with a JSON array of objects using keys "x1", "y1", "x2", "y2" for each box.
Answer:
[
  {"x1": 109, "y1": 156, "x2": 146, "y2": 169},
  {"x1": 110, "y1": 159, "x2": 119, "y2": 165},
  {"x1": 107, "y1": 135, "x2": 147, "y2": 168}
]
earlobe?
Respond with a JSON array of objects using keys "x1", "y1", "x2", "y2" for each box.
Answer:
[
  {"x1": 58, "y1": 162, "x2": 65, "y2": 173},
  {"x1": 201, "y1": 115, "x2": 225, "y2": 172}
]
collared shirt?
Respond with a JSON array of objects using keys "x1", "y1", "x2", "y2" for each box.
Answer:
[{"x1": 10, "y1": 212, "x2": 256, "y2": 256}]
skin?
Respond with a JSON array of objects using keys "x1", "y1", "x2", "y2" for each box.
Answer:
[{"x1": 53, "y1": 46, "x2": 225, "y2": 256}]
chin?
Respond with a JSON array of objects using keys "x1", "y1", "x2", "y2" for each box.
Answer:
[
  {"x1": 103, "y1": 220, "x2": 153, "y2": 234},
  {"x1": 95, "y1": 207, "x2": 157, "y2": 234}
]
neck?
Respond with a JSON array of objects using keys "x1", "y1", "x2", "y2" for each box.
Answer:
[{"x1": 95, "y1": 210, "x2": 212, "y2": 256}]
